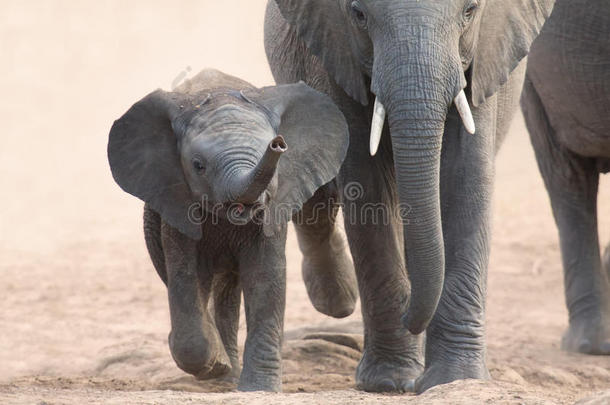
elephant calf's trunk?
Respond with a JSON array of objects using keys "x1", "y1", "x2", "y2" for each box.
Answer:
[{"x1": 228, "y1": 135, "x2": 287, "y2": 204}]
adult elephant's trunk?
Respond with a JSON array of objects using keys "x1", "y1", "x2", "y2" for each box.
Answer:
[
  {"x1": 225, "y1": 135, "x2": 287, "y2": 204},
  {"x1": 371, "y1": 27, "x2": 471, "y2": 335}
]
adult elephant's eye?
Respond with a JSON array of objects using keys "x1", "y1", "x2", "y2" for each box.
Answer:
[
  {"x1": 464, "y1": 1, "x2": 479, "y2": 21},
  {"x1": 192, "y1": 158, "x2": 205, "y2": 174},
  {"x1": 350, "y1": 1, "x2": 367, "y2": 28}
]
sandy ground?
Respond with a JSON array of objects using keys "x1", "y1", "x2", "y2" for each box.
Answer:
[{"x1": 1, "y1": 1, "x2": 609, "y2": 404}]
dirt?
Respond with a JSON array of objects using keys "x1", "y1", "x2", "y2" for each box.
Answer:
[{"x1": 0, "y1": 1, "x2": 608, "y2": 404}]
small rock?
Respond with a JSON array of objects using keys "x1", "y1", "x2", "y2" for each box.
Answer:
[
  {"x1": 575, "y1": 390, "x2": 610, "y2": 405},
  {"x1": 495, "y1": 367, "x2": 528, "y2": 386}
]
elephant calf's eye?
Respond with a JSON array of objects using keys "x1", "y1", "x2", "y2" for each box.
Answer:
[
  {"x1": 350, "y1": 1, "x2": 367, "y2": 28},
  {"x1": 192, "y1": 159, "x2": 205, "y2": 174}
]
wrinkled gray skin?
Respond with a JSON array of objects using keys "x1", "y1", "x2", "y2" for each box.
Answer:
[
  {"x1": 108, "y1": 69, "x2": 355, "y2": 391},
  {"x1": 521, "y1": 0, "x2": 610, "y2": 356},
  {"x1": 265, "y1": 0, "x2": 555, "y2": 393}
]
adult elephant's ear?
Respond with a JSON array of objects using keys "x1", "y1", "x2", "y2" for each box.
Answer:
[
  {"x1": 470, "y1": 0, "x2": 555, "y2": 107},
  {"x1": 244, "y1": 83, "x2": 349, "y2": 227},
  {"x1": 270, "y1": 0, "x2": 368, "y2": 105},
  {"x1": 108, "y1": 90, "x2": 202, "y2": 240}
]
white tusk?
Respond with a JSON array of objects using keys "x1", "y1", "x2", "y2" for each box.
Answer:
[
  {"x1": 370, "y1": 97, "x2": 386, "y2": 156},
  {"x1": 454, "y1": 90, "x2": 476, "y2": 134}
]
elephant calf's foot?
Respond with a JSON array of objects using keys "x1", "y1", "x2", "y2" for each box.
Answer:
[
  {"x1": 302, "y1": 245, "x2": 358, "y2": 318},
  {"x1": 561, "y1": 316, "x2": 610, "y2": 355},
  {"x1": 414, "y1": 354, "x2": 490, "y2": 394},
  {"x1": 194, "y1": 361, "x2": 232, "y2": 380},
  {"x1": 238, "y1": 371, "x2": 281, "y2": 392},
  {"x1": 355, "y1": 347, "x2": 424, "y2": 392},
  {"x1": 169, "y1": 332, "x2": 232, "y2": 380},
  {"x1": 217, "y1": 361, "x2": 241, "y2": 384}
]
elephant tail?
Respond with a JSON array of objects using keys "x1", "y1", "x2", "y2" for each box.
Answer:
[{"x1": 143, "y1": 204, "x2": 168, "y2": 285}]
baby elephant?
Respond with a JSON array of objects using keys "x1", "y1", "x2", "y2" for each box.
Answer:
[{"x1": 108, "y1": 69, "x2": 354, "y2": 391}]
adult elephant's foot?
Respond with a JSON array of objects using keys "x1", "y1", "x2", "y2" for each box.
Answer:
[
  {"x1": 355, "y1": 339, "x2": 424, "y2": 392},
  {"x1": 561, "y1": 315, "x2": 610, "y2": 355},
  {"x1": 301, "y1": 230, "x2": 358, "y2": 318},
  {"x1": 413, "y1": 354, "x2": 490, "y2": 394},
  {"x1": 416, "y1": 309, "x2": 489, "y2": 393}
]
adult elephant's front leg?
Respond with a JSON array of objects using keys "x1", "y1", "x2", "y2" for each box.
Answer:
[
  {"x1": 341, "y1": 143, "x2": 424, "y2": 392},
  {"x1": 415, "y1": 105, "x2": 496, "y2": 393}
]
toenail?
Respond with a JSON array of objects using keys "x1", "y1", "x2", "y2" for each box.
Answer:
[
  {"x1": 377, "y1": 378, "x2": 398, "y2": 392},
  {"x1": 578, "y1": 339, "x2": 592, "y2": 353},
  {"x1": 404, "y1": 379, "x2": 416, "y2": 392}
]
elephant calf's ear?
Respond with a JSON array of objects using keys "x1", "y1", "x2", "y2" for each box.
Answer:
[
  {"x1": 245, "y1": 83, "x2": 349, "y2": 225},
  {"x1": 107, "y1": 90, "x2": 202, "y2": 240},
  {"x1": 471, "y1": 0, "x2": 555, "y2": 107}
]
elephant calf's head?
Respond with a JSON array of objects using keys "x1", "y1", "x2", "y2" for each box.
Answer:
[{"x1": 108, "y1": 69, "x2": 349, "y2": 239}]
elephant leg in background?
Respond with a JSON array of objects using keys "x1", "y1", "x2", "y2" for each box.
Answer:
[
  {"x1": 522, "y1": 77, "x2": 610, "y2": 355},
  {"x1": 340, "y1": 141, "x2": 424, "y2": 392},
  {"x1": 416, "y1": 102, "x2": 496, "y2": 393},
  {"x1": 293, "y1": 183, "x2": 358, "y2": 318},
  {"x1": 602, "y1": 243, "x2": 610, "y2": 338},
  {"x1": 161, "y1": 223, "x2": 232, "y2": 379},
  {"x1": 603, "y1": 244, "x2": 610, "y2": 290},
  {"x1": 212, "y1": 271, "x2": 242, "y2": 382},
  {"x1": 237, "y1": 226, "x2": 287, "y2": 392}
]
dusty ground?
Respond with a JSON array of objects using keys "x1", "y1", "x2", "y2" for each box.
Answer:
[{"x1": 1, "y1": 1, "x2": 608, "y2": 404}]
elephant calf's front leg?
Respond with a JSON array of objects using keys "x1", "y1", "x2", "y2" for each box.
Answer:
[
  {"x1": 238, "y1": 229, "x2": 287, "y2": 392},
  {"x1": 162, "y1": 224, "x2": 232, "y2": 379},
  {"x1": 212, "y1": 271, "x2": 242, "y2": 382}
]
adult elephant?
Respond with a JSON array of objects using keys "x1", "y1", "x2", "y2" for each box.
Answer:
[
  {"x1": 521, "y1": 0, "x2": 610, "y2": 355},
  {"x1": 264, "y1": 0, "x2": 555, "y2": 393}
]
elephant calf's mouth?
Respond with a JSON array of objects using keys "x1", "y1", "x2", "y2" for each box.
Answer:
[{"x1": 222, "y1": 192, "x2": 270, "y2": 225}]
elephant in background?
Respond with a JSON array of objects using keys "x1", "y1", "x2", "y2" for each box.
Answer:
[
  {"x1": 521, "y1": 0, "x2": 610, "y2": 355},
  {"x1": 265, "y1": 0, "x2": 555, "y2": 393},
  {"x1": 107, "y1": 69, "x2": 357, "y2": 391}
]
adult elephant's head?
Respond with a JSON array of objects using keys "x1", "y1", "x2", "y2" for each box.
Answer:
[{"x1": 272, "y1": 0, "x2": 555, "y2": 334}]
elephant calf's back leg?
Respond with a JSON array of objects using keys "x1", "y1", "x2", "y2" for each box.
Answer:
[
  {"x1": 143, "y1": 204, "x2": 167, "y2": 285},
  {"x1": 522, "y1": 75, "x2": 610, "y2": 355},
  {"x1": 294, "y1": 184, "x2": 358, "y2": 318}
]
